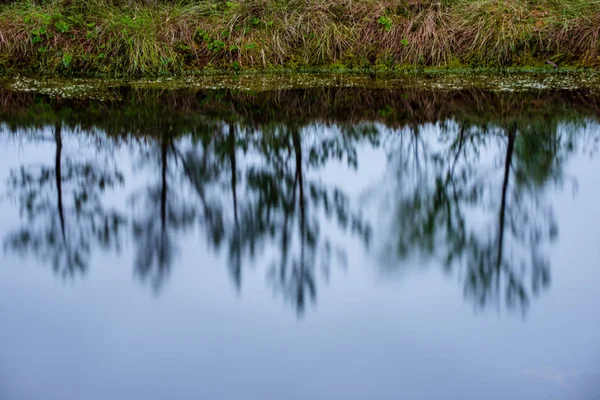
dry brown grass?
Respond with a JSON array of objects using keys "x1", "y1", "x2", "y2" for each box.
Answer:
[{"x1": 0, "y1": 0, "x2": 599, "y2": 75}]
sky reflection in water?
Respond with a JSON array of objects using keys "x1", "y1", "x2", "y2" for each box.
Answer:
[{"x1": 0, "y1": 87, "x2": 599, "y2": 400}]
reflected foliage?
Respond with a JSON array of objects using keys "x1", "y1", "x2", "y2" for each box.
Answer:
[
  {"x1": 381, "y1": 106, "x2": 590, "y2": 312},
  {"x1": 173, "y1": 123, "x2": 372, "y2": 315},
  {"x1": 130, "y1": 134, "x2": 197, "y2": 292},
  {"x1": 3, "y1": 121, "x2": 125, "y2": 278},
  {"x1": 1, "y1": 87, "x2": 599, "y2": 314}
]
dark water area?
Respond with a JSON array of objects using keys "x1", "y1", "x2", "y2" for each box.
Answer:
[{"x1": 0, "y1": 86, "x2": 599, "y2": 399}]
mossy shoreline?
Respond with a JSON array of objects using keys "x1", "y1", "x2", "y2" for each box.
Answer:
[
  {"x1": 1, "y1": 0, "x2": 600, "y2": 77},
  {"x1": 3, "y1": 71, "x2": 600, "y2": 101}
]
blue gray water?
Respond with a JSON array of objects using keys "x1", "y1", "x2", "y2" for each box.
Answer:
[{"x1": 0, "y1": 87, "x2": 598, "y2": 399}]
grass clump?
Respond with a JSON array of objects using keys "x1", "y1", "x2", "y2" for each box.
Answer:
[{"x1": 0, "y1": 0, "x2": 599, "y2": 76}]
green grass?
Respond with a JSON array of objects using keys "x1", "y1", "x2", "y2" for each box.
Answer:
[{"x1": 1, "y1": 0, "x2": 599, "y2": 76}]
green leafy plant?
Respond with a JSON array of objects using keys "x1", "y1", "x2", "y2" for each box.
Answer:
[
  {"x1": 54, "y1": 20, "x2": 70, "y2": 33},
  {"x1": 26, "y1": 13, "x2": 52, "y2": 25},
  {"x1": 207, "y1": 39, "x2": 225, "y2": 52},
  {"x1": 175, "y1": 42, "x2": 191, "y2": 52},
  {"x1": 31, "y1": 26, "x2": 47, "y2": 36},
  {"x1": 224, "y1": 1, "x2": 239, "y2": 13},
  {"x1": 31, "y1": 26, "x2": 48, "y2": 44},
  {"x1": 62, "y1": 52, "x2": 72, "y2": 67},
  {"x1": 248, "y1": 17, "x2": 272, "y2": 28},
  {"x1": 195, "y1": 28, "x2": 210, "y2": 43},
  {"x1": 377, "y1": 16, "x2": 393, "y2": 31}
]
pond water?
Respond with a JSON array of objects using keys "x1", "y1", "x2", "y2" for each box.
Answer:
[{"x1": 0, "y1": 84, "x2": 599, "y2": 399}]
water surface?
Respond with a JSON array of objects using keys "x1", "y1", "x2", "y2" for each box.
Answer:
[{"x1": 0, "y1": 85, "x2": 599, "y2": 399}]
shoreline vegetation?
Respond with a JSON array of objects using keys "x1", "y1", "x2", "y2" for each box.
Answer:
[
  {"x1": 3, "y1": 73, "x2": 600, "y2": 101},
  {"x1": 1, "y1": 0, "x2": 600, "y2": 77},
  {"x1": 3, "y1": 85, "x2": 600, "y2": 132}
]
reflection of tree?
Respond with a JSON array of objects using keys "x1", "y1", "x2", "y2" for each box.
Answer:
[
  {"x1": 4, "y1": 121, "x2": 126, "y2": 278},
  {"x1": 2, "y1": 87, "x2": 598, "y2": 315},
  {"x1": 175, "y1": 122, "x2": 372, "y2": 315},
  {"x1": 247, "y1": 126, "x2": 372, "y2": 315},
  {"x1": 130, "y1": 132, "x2": 196, "y2": 293},
  {"x1": 172, "y1": 123, "x2": 240, "y2": 287},
  {"x1": 383, "y1": 119, "x2": 574, "y2": 312}
]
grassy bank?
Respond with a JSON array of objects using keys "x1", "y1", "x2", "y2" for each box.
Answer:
[{"x1": 1, "y1": 0, "x2": 599, "y2": 76}]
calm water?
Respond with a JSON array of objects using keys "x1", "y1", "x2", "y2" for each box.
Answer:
[{"x1": 0, "y1": 86, "x2": 599, "y2": 399}]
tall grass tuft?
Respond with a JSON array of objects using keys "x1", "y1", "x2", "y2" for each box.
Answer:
[{"x1": 1, "y1": 0, "x2": 599, "y2": 75}]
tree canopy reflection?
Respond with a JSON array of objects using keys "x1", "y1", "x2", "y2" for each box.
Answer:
[
  {"x1": 1, "y1": 87, "x2": 598, "y2": 315},
  {"x1": 379, "y1": 104, "x2": 594, "y2": 312},
  {"x1": 3, "y1": 118, "x2": 125, "y2": 278}
]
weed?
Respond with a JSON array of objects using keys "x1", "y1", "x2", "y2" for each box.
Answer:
[
  {"x1": 55, "y1": 20, "x2": 70, "y2": 33},
  {"x1": 224, "y1": 2, "x2": 239, "y2": 13},
  {"x1": 207, "y1": 40, "x2": 225, "y2": 53},
  {"x1": 31, "y1": 26, "x2": 47, "y2": 36},
  {"x1": 175, "y1": 42, "x2": 191, "y2": 52},
  {"x1": 377, "y1": 16, "x2": 393, "y2": 32},
  {"x1": 195, "y1": 28, "x2": 210, "y2": 42},
  {"x1": 62, "y1": 52, "x2": 72, "y2": 67}
]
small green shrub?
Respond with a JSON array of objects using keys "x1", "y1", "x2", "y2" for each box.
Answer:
[
  {"x1": 207, "y1": 40, "x2": 225, "y2": 52},
  {"x1": 62, "y1": 52, "x2": 72, "y2": 67},
  {"x1": 377, "y1": 16, "x2": 392, "y2": 31},
  {"x1": 55, "y1": 20, "x2": 70, "y2": 33}
]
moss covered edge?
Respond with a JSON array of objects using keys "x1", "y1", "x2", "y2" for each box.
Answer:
[{"x1": 3, "y1": 72, "x2": 600, "y2": 102}]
